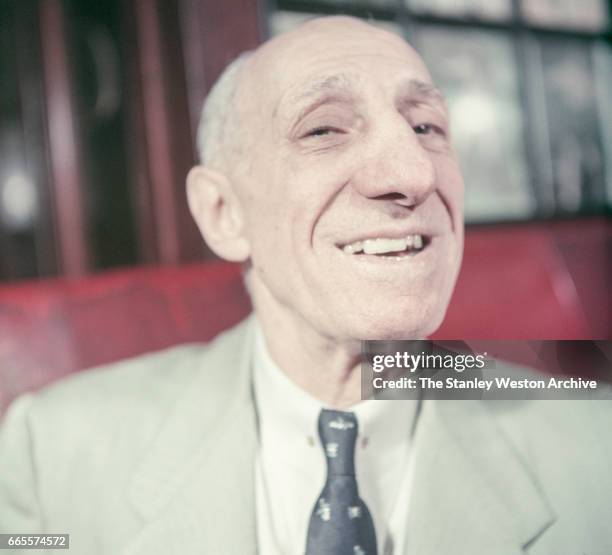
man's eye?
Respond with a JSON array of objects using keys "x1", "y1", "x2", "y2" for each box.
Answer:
[
  {"x1": 304, "y1": 126, "x2": 336, "y2": 138},
  {"x1": 413, "y1": 123, "x2": 442, "y2": 135}
]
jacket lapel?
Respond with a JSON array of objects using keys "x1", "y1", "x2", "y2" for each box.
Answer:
[
  {"x1": 123, "y1": 318, "x2": 258, "y2": 555},
  {"x1": 407, "y1": 399, "x2": 556, "y2": 555}
]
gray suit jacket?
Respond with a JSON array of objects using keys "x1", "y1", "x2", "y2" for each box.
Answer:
[{"x1": 1, "y1": 317, "x2": 611, "y2": 554}]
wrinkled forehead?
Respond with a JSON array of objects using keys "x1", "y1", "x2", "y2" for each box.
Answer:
[{"x1": 239, "y1": 17, "x2": 435, "y2": 125}]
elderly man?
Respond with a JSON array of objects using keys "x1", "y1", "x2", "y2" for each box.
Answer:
[{"x1": 1, "y1": 16, "x2": 611, "y2": 555}]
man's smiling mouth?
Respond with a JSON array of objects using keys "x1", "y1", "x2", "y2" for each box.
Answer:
[{"x1": 338, "y1": 235, "x2": 429, "y2": 258}]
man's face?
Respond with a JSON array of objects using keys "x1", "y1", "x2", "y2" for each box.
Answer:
[{"x1": 235, "y1": 18, "x2": 464, "y2": 340}]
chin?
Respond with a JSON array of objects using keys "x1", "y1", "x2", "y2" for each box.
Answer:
[{"x1": 337, "y1": 300, "x2": 447, "y2": 341}]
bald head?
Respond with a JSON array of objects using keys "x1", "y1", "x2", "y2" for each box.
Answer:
[{"x1": 245, "y1": 15, "x2": 424, "y2": 80}]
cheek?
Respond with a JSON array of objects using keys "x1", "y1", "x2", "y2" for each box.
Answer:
[
  {"x1": 244, "y1": 145, "x2": 365, "y2": 273},
  {"x1": 241, "y1": 183, "x2": 311, "y2": 273},
  {"x1": 433, "y1": 154, "x2": 464, "y2": 234},
  {"x1": 284, "y1": 167, "x2": 355, "y2": 247}
]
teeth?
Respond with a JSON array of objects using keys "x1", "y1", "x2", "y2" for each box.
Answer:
[
  {"x1": 363, "y1": 238, "x2": 407, "y2": 255},
  {"x1": 342, "y1": 235, "x2": 425, "y2": 255},
  {"x1": 343, "y1": 241, "x2": 363, "y2": 254}
]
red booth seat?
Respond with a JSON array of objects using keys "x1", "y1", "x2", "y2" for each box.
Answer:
[{"x1": 0, "y1": 219, "x2": 609, "y2": 411}]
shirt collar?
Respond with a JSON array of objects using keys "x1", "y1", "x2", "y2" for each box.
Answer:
[{"x1": 252, "y1": 318, "x2": 420, "y2": 465}]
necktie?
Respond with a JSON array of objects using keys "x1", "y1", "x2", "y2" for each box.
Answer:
[{"x1": 305, "y1": 409, "x2": 378, "y2": 555}]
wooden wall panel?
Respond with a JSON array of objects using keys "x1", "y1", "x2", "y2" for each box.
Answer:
[
  {"x1": 123, "y1": 0, "x2": 263, "y2": 264},
  {"x1": 39, "y1": 0, "x2": 90, "y2": 277},
  {"x1": 179, "y1": 0, "x2": 264, "y2": 148}
]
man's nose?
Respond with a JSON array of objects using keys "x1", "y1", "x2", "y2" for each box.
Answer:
[{"x1": 350, "y1": 117, "x2": 436, "y2": 207}]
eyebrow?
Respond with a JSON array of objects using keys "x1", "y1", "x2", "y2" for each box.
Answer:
[
  {"x1": 292, "y1": 73, "x2": 355, "y2": 102},
  {"x1": 396, "y1": 78, "x2": 447, "y2": 111},
  {"x1": 281, "y1": 73, "x2": 447, "y2": 127},
  {"x1": 283, "y1": 73, "x2": 357, "y2": 123}
]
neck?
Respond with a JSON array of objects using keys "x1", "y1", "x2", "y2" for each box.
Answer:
[{"x1": 253, "y1": 299, "x2": 363, "y2": 410}]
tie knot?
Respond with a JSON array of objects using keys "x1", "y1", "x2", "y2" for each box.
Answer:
[{"x1": 318, "y1": 409, "x2": 358, "y2": 476}]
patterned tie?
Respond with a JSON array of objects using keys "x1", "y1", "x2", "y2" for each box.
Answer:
[{"x1": 305, "y1": 409, "x2": 378, "y2": 555}]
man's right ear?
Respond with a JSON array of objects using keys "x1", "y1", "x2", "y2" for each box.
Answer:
[{"x1": 186, "y1": 166, "x2": 250, "y2": 262}]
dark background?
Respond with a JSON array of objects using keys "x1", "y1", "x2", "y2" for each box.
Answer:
[{"x1": 0, "y1": 0, "x2": 610, "y2": 282}]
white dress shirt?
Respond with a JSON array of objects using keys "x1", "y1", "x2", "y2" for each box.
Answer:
[{"x1": 252, "y1": 321, "x2": 420, "y2": 554}]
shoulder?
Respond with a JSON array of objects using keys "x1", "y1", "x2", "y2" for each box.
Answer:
[
  {"x1": 0, "y1": 317, "x2": 254, "y2": 533},
  {"x1": 482, "y1": 386, "x2": 612, "y2": 509},
  {"x1": 32, "y1": 342, "x2": 205, "y2": 420},
  {"x1": 478, "y1": 360, "x2": 612, "y2": 446},
  {"x1": 2, "y1": 317, "x2": 254, "y2": 446},
  {"x1": 486, "y1": 394, "x2": 612, "y2": 452}
]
